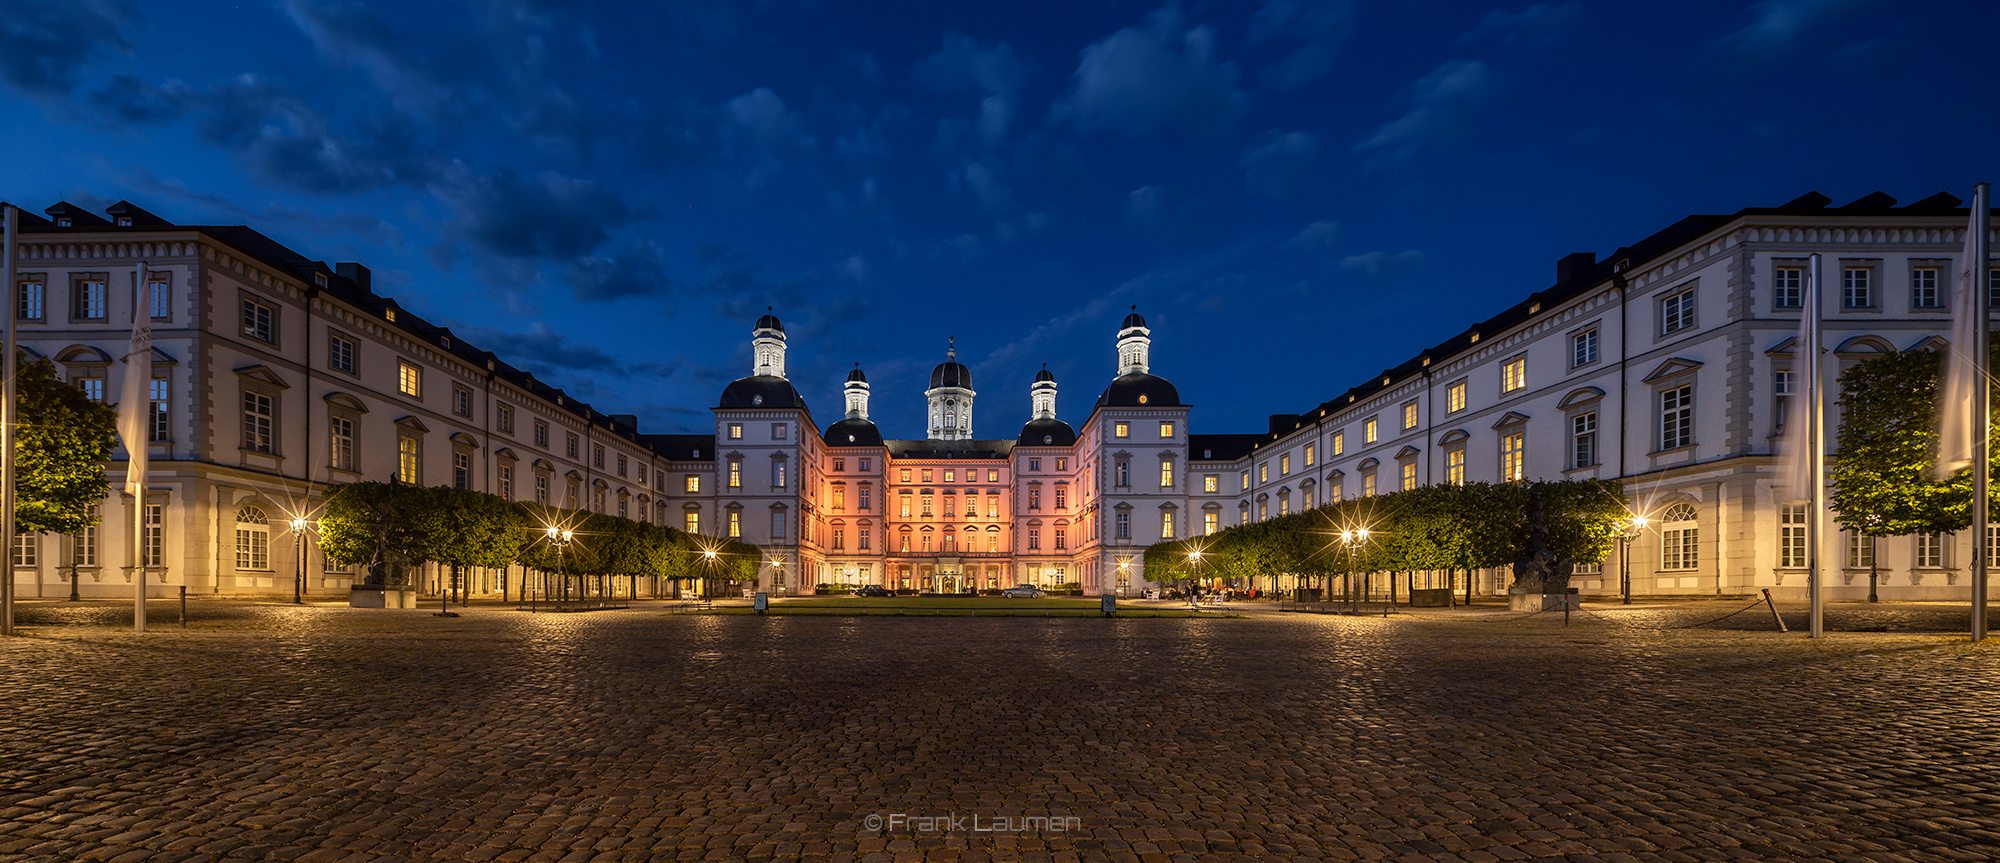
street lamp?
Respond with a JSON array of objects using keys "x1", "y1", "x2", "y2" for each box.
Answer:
[
  {"x1": 702, "y1": 548, "x2": 718, "y2": 598},
  {"x1": 1340, "y1": 528, "x2": 1370, "y2": 611},
  {"x1": 1187, "y1": 551, "x2": 1202, "y2": 605},
  {"x1": 544, "y1": 526, "x2": 574, "y2": 608},
  {"x1": 290, "y1": 517, "x2": 310, "y2": 604},
  {"x1": 1615, "y1": 515, "x2": 1647, "y2": 605}
]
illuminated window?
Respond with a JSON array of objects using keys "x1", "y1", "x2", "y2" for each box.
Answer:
[
  {"x1": 1364, "y1": 417, "x2": 1378, "y2": 443},
  {"x1": 1203, "y1": 475, "x2": 1218, "y2": 493},
  {"x1": 398, "y1": 360, "x2": 421, "y2": 397},
  {"x1": 685, "y1": 474, "x2": 700, "y2": 493},
  {"x1": 1332, "y1": 431, "x2": 1344, "y2": 456},
  {"x1": 1447, "y1": 381, "x2": 1466, "y2": 413},
  {"x1": 1402, "y1": 400, "x2": 1418, "y2": 430},
  {"x1": 1304, "y1": 444, "x2": 1315, "y2": 467},
  {"x1": 686, "y1": 511, "x2": 700, "y2": 534},
  {"x1": 1445, "y1": 449, "x2": 1465, "y2": 485},
  {"x1": 398, "y1": 435, "x2": 420, "y2": 483},
  {"x1": 729, "y1": 511, "x2": 741, "y2": 538},
  {"x1": 728, "y1": 460, "x2": 741, "y2": 488},
  {"x1": 1159, "y1": 422, "x2": 1174, "y2": 438},
  {"x1": 1501, "y1": 357, "x2": 1526, "y2": 393},
  {"x1": 1160, "y1": 512, "x2": 1174, "y2": 539},
  {"x1": 1500, "y1": 432, "x2": 1524, "y2": 482},
  {"x1": 1400, "y1": 461, "x2": 1416, "y2": 491},
  {"x1": 1114, "y1": 422, "x2": 1129, "y2": 438},
  {"x1": 1204, "y1": 512, "x2": 1218, "y2": 535},
  {"x1": 1280, "y1": 455, "x2": 1291, "y2": 476},
  {"x1": 1159, "y1": 460, "x2": 1173, "y2": 488}
]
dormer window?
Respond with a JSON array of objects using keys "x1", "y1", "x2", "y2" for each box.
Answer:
[
  {"x1": 116, "y1": 217, "x2": 132, "y2": 227},
  {"x1": 55, "y1": 218, "x2": 72, "y2": 227}
]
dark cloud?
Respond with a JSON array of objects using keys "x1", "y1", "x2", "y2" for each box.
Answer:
[
  {"x1": 432, "y1": 164, "x2": 634, "y2": 260},
  {"x1": 85, "y1": 72, "x2": 191, "y2": 123},
  {"x1": 697, "y1": 243, "x2": 831, "y2": 319},
  {"x1": 568, "y1": 237, "x2": 672, "y2": 302},
  {"x1": 1050, "y1": 5, "x2": 1245, "y2": 137},
  {"x1": 199, "y1": 73, "x2": 437, "y2": 193},
  {"x1": 1354, "y1": 59, "x2": 1494, "y2": 159},
  {"x1": 915, "y1": 34, "x2": 1028, "y2": 145},
  {"x1": 1239, "y1": 131, "x2": 1320, "y2": 199},
  {"x1": 718, "y1": 87, "x2": 815, "y2": 187},
  {"x1": 1246, "y1": 0, "x2": 1354, "y2": 90},
  {"x1": 1459, "y1": 3, "x2": 1583, "y2": 48},
  {"x1": 0, "y1": 0, "x2": 134, "y2": 96},
  {"x1": 123, "y1": 166, "x2": 407, "y2": 249},
  {"x1": 1714, "y1": 0, "x2": 1867, "y2": 56}
]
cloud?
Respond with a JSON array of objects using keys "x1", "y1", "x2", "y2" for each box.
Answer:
[
  {"x1": 121, "y1": 166, "x2": 406, "y2": 250},
  {"x1": 1239, "y1": 131, "x2": 1320, "y2": 199},
  {"x1": 1715, "y1": 0, "x2": 1865, "y2": 55},
  {"x1": 719, "y1": 87, "x2": 815, "y2": 185},
  {"x1": 431, "y1": 164, "x2": 634, "y2": 260},
  {"x1": 952, "y1": 159, "x2": 1014, "y2": 212},
  {"x1": 1459, "y1": 3, "x2": 1582, "y2": 48},
  {"x1": 465, "y1": 321, "x2": 624, "y2": 373},
  {"x1": 1340, "y1": 249, "x2": 1424, "y2": 277},
  {"x1": 0, "y1": 0, "x2": 135, "y2": 96},
  {"x1": 568, "y1": 237, "x2": 671, "y2": 302},
  {"x1": 1354, "y1": 59, "x2": 1494, "y2": 159},
  {"x1": 696, "y1": 243, "x2": 833, "y2": 318},
  {"x1": 85, "y1": 72, "x2": 191, "y2": 123},
  {"x1": 1050, "y1": 5, "x2": 1245, "y2": 137},
  {"x1": 915, "y1": 34, "x2": 1028, "y2": 144},
  {"x1": 1284, "y1": 220, "x2": 1341, "y2": 252},
  {"x1": 1246, "y1": 0, "x2": 1355, "y2": 89},
  {"x1": 1125, "y1": 185, "x2": 1166, "y2": 227},
  {"x1": 199, "y1": 73, "x2": 438, "y2": 193}
]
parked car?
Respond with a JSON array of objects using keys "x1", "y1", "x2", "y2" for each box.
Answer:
[
  {"x1": 1001, "y1": 585, "x2": 1046, "y2": 598},
  {"x1": 855, "y1": 585, "x2": 892, "y2": 597}
]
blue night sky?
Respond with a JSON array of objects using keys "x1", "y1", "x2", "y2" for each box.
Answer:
[{"x1": 2, "y1": 1, "x2": 1995, "y2": 437}]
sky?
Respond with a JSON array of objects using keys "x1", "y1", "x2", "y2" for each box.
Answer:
[{"x1": 2, "y1": 0, "x2": 1996, "y2": 439}]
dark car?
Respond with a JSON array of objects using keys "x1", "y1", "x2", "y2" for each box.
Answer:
[{"x1": 855, "y1": 585, "x2": 892, "y2": 597}]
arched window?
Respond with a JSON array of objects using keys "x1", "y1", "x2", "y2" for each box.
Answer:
[
  {"x1": 1661, "y1": 502, "x2": 1698, "y2": 571},
  {"x1": 235, "y1": 506, "x2": 270, "y2": 570}
]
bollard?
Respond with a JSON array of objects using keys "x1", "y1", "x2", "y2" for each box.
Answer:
[
  {"x1": 179, "y1": 585, "x2": 187, "y2": 629},
  {"x1": 1762, "y1": 588, "x2": 1788, "y2": 633}
]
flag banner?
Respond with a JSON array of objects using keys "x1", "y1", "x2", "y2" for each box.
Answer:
[
  {"x1": 1779, "y1": 256, "x2": 1820, "y2": 502},
  {"x1": 115, "y1": 263, "x2": 152, "y2": 498},
  {"x1": 1936, "y1": 185, "x2": 1989, "y2": 480}
]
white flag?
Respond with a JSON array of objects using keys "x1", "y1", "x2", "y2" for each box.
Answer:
[
  {"x1": 1936, "y1": 185, "x2": 1990, "y2": 480},
  {"x1": 1779, "y1": 256, "x2": 1820, "y2": 502},
  {"x1": 115, "y1": 263, "x2": 152, "y2": 497}
]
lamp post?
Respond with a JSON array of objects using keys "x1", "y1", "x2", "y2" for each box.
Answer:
[
  {"x1": 1340, "y1": 528, "x2": 1369, "y2": 612},
  {"x1": 1615, "y1": 515, "x2": 1646, "y2": 605},
  {"x1": 1187, "y1": 551, "x2": 1201, "y2": 605},
  {"x1": 290, "y1": 517, "x2": 311, "y2": 604},
  {"x1": 544, "y1": 526, "x2": 573, "y2": 609},
  {"x1": 703, "y1": 548, "x2": 718, "y2": 598}
]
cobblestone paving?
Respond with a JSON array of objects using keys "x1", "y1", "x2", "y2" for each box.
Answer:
[{"x1": 1, "y1": 599, "x2": 1997, "y2": 862}]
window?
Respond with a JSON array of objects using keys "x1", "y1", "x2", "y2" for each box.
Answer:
[
  {"x1": 1332, "y1": 431, "x2": 1344, "y2": 456},
  {"x1": 534, "y1": 420, "x2": 548, "y2": 448},
  {"x1": 147, "y1": 276, "x2": 169, "y2": 320},
  {"x1": 1027, "y1": 459, "x2": 1039, "y2": 473},
  {"x1": 1116, "y1": 460, "x2": 1130, "y2": 487},
  {"x1": 859, "y1": 458, "x2": 873, "y2": 472},
  {"x1": 1240, "y1": 470, "x2": 1250, "y2": 491},
  {"x1": 858, "y1": 485, "x2": 872, "y2": 510},
  {"x1": 922, "y1": 469, "x2": 933, "y2": 483},
  {"x1": 1402, "y1": 400, "x2": 1418, "y2": 430},
  {"x1": 1159, "y1": 422, "x2": 1174, "y2": 438},
  {"x1": 1116, "y1": 511, "x2": 1130, "y2": 539},
  {"x1": 900, "y1": 533, "x2": 911, "y2": 552},
  {"x1": 728, "y1": 423, "x2": 742, "y2": 440},
  {"x1": 1660, "y1": 503, "x2": 1698, "y2": 571},
  {"x1": 1055, "y1": 458, "x2": 1066, "y2": 471},
  {"x1": 987, "y1": 469, "x2": 998, "y2": 482},
  {"x1": 566, "y1": 434, "x2": 578, "y2": 459},
  {"x1": 149, "y1": 379, "x2": 169, "y2": 441},
  {"x1": 832, "y1": 528, "x2": 845, "y2": 550},
  {"x1": 1054, "y1": 528, "x2": 1067, "y2": 550},
  {"x1": 685, "y1": 511, "x2": 700, "y2": 534},
  {"x1": 77, "y1": 377, "x2": 104, "y2": 402},
  {"x1": 685, "y1": 474, "x2": 701, "y2": 493},
  {"x1": 1363, "y1": 417, "x2": 1379, "y2": 443},
  {"x1": 771, "y1": 423, "x2": 787, "y2": 440},
  {"x1": 1304, "y1": 444, "x2": 1315, "y2": 467},
  {"x1": 1990, "y1": 525, "x2": 2000, "y2": 569},
  {"x1": 921, "y1": 492, "x2": 934, "y2": 517},
  {"x1": 1446, "y1": 382, "x2": 1466, "y2": 413},
  {"x1": 1774, "y1": 266, "x2": 1803, "y2": 308},
  {"x1": 1571, "y1": 412, "x2": 1597, "y2": 468},
  {"x1": 235, "y1": 506, "x2": 270, "y2": 570},
  {"x1": 1912, "y1": 267, "x2": 1941, "y2": 309},
  {"x1": 1779, "y1": 505, "x2": 1807, "y2": 568},
  {"x1": 1362, "y1": 472, "x2": 1376, "y2": 497},
  {"x1": 986, "y1": 496, "x2": 998, "y2": 518},
  {"x1": 330, "y1": 416, "x2": 355, "y2": 470},
  {"x1": 1280, "y1": 455, "x2": 1291, "y2": 476},
  {"x1": 1661, "y1": 288, "x2": 1696, "y2": 334},
  {"x1": 1660, "y1": 385, "x2": 1694, "y2": 450},
  {"x1": 1501, "y1": 357, "x2": 1526, "y2": 393},
  {"x1": 859, "y1": 528, "x2": 871, "y2": 550},
  {"x1": 239, "y1": 296, "x2": 270, "y2": 339},
  {"x1": 729, "y1": 511, "x2": 741, "y2": 538},
  {"x1": 1203, "y1": 474, "x2": 1218, "y2": 493},
  {"x1": 1774, "y1": 370, "x2": 1793, "y2": 429},
  {"x1": 1028, "y1": 529, "x2": 1040, "y2": 550},
  {"x1": 946, "y1": 469, "x2": 957, "y2": 482},
  {"x1": 773, "y1": 461, "x2": 787, "y2": 488},
  {"x1": 832, "y1": 485, "x2": 846, "y2": 510},
  {"x1": 499, "y1": 464, "x2": 513, "y2": 500},
  {"x1": 72, "y1": 523, "x2": 96, "y2": 568},
  {"x1": 1400, "y1": 461, "x2": 1416, "y2": 491},
  {"x1": 452, "y1": 451, "x2": 471, "y2": 489},
  {"x1": 142, "y1": 504, "x2": 162, "y2": 566},
  {"x1": 530, "y1": 473, "x2": 547, "y2": 504},
  {"x1": 772, "y1": 511, "x2": 786, "y2": 539},
  {"x1": 1845, "y1": 533, "x2": 1875, "y2": 569},
  {"x1": 1160, "y1": 512, "x2": 1175, "y2": 539},
  {"x1": 18, "y1": 277, "x2": 44, "y2": 321},
  {"x1": 496, "y1": 404, "x2": 513, "y2": 434},
  {"x1": 398, "y1": 360, "x2": 421, "y2": 397},
  {"x1": 1114, "y1": 422, "x2": 1129, "y2": 438},
  {"x1": 398, "y1": 435, "x2": 420, "y2": 483},
  {"x1": 1445, "y1": 449, "x2": 1465, "y2": 485},
  {"x1": 452, "y1": 384, "x2": 472, "y2": 417},
  {"x1": 1055, "y1": 486, "x2": 1067, "y2": 509},
  {"x1": 77, "y1": 278, "x2": 109, "y2": 320},
  {"x1": 1572, "y1": 329, "x2": 1599, "y2": 367},
  {"x1": 242, "y1": 391, "x2": 274, "y2": 453},
  {"x1": 592, "y1": 444, "x2": 605, "y2": 469},
  {"x1": 833, "y1": 458, "x2": 845, "y2": 472},
  {"x1": 1259, "y1": 463, "x2": 1268, "y2": 483},
  {"x1": 1500, "y1": 431, "x2": 1524, "y2": 482},
  {"x1": 900, "y1": 468, "x2": 912, "y2": 483},
  {"x1": 900, "y1": 493, "x2": 912, "y2": 518},
  {"x1": 1160, "y1": 460, "x2": 1173, "y2": 488},
  {"x1": 1915, "y1": 533, "x2": 1944, "y2": 569},
  {"x1": 1842, "y1": 267, "x2": 1871, "y2": 308},
  {"x1": 11, "y1": 533, "x2": 34, "y2": 567},
  {"x1": 728, "y1": 460, "x2": 742, "y2": 488},
  {"x1": 1990, "y1": 268, "x2": 2000, "y2": 311}
]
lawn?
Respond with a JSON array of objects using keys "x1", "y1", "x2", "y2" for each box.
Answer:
[{"x1": 682, "y1": 596, "x2": 1227, "y2": 618}]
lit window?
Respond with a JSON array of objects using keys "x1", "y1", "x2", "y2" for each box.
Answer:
[
  {"x1": 1240, "y1": 470, "x2": 1250, "y2": 491},
  {"x1": 729, "y1": 511, "x2": 741, "y2": 538},
  {"x1": 988, "y1": 469, "x2": 998, "y2": 482},
  {"x1": 1258, "y1": 463, "x2": 1267, "y2": 483},
  {"x1": 1402, "y1": 400, "x2": 1418, "y2": 430},
  {"x1": 1159, "y1": 460, "x2": 1173, "y2": 488},
  {"x1": 1115, "y1": 422, "x2": 1129, "y2": 438},
  {"x1": 1159, "y1": 422, "x2": 1174, "y2": 438},
  {"x1": 1203, "y1": 475, "x2": 1218, "y2": 493},
  {"x1": 1280, "y1": 455, "x2": 1291, "y2": 476},
  {"x1": 1363, "y1": 473, "x2": 1376, "y2": 497},
  {"x1": 728, "y1": 460, "x2": 741, "y2": 488},
  {"x1": 398, "y1": 360, "x2": 421, "y2": 397},
  {"x1": 398, "y1": 435, "x2": 420, "y2": 483},
  {"x1": 1332, "y1": 432, "x2": 1344, "y2": 456},
  {"x1": 774, "y1": 462, "x2": 787, "y2": 488},
  {"x1": 1501, "y1": 357, "x2": 1526, "y2": 393},
  {"x1": 1400, "y1": 461, "x2": 1416, "y2": 491},
  {"x1": 1304, "y1": 444, "x2": 1315, "y2": 466},
  {"x1": 686, "y1": 474, "x2": 700, "y2": 493},
  {"x1": 1364, "y1": 418, "x2": 1378, "y2": 443},
  {"x1": 1447, "y1": 381, "x2": 1466, "y2": 413},
  {"x1": 686, "y1": 511, "x2": 700, "y2": 534},
  {"x1": 1160, "y1": 512, "x2": 1174, "y2": 539},
  {"x1": 1445, "y1": 449, "x2": 1465, "y2": 485},
  {"x1": 1204, "y1": 512, "x2": 1218, "y2": 535},
  {"x1": 728, "y1": 423, "x2": 742, "y2": 440},
  {"x1": 1500, "y1": 431, "x2": 1524, "y2": 482}
]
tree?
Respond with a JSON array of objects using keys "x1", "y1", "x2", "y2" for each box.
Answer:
[
  {"x1": 1830, "y1": 346, "x2": 2000, "y2": 538},
  {"x1": 320, "y1": 481, "x2": 420, "y2": 586},
  {"x1": 14, "y1": 358, "x2": 118, "y2": 535}
]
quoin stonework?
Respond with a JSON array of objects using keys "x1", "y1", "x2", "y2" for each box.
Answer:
[{"x1": 3, "y1": 191, "x2": 1995, "y2": 600}]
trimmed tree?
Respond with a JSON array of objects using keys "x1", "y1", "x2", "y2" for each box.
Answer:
[
  {"x1": 16, "y1": 358, "x2": 118, "y2": 535},
  {"x1": 1830, "y1": 346, "x2": 2000, "y2": 538}
]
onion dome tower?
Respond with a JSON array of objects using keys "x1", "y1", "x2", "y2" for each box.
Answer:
[
  {"x1": 824, "y1": 363, "x2": 884, "y2": 446},
  {"x1": 1097, "y1": 306, "x2": 1181, "y2": 407},
  {"x1": 1017, "y1": 364, "x2": 1077, "y2": 446},
  {"x1": 719, "y1": 309, "x2": 805, "y2": 408},
  {"x1": 926, "y1": 338, "x2": 976, "y2": 440}
]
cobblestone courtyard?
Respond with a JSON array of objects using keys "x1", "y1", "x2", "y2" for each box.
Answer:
[{"x1": 1, "y1": 600, "x2": 1997, "y2": 862}]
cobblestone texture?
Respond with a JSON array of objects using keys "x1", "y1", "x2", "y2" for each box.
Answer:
[{"x1": 0, "y1": 598, "x2": 1995, "y2": 862}]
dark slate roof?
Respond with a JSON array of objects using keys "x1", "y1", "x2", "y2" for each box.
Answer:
[
  {"x1": 0, "y1": 203, "x2": 52, "y2": 228},
  {"x1": 846, "y1": 365, "x2": 867, "y2": 383},
  {"x1": 1016, "y1": 417, "x2": 1077, "y2": 447},
  {"x1": 1121, "y1": 309, "x2": 1147, "y2": 330},
  {"x1": 824, "y1": 418, "x2": 885, "y2": 447},
  {"x1": 929, "y1": 359, "x2": 971, "y2": 389},
  {"x1": 105, "y1": 201, "x2": 171, "y2": 226},
  {"x1": 1096, "y1": 373, "x2": 1181, "y2": 407},
  {"x1": 1189, "y1": 434, "x2": 1264, "y2": 462},
  {"x1": 719, "y1": 375, "x2": 806, "y2": 409},
  {"x1": 755, "y1": 312, "x2": 784, "y2": 332},
  {"x1": 884, "y1": 439, "x2": 1015, "y2": 459},
  {"x1": 640, "y1": 434, "x2": 717, "y2": 461},
  {"x1": 1033, "y1": 365, "x2": 1055, "y2": 383},
  {"x1": 44, "y1": 201, "x2": 109, "y2": 226}
]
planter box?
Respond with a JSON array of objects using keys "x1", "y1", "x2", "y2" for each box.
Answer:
[
  {"x1": 1508, "y1": 591, "x2": 1579, "y2": 612},
  {"x1": 350, "y1": 585, "x2": 419, "y2": 609}
]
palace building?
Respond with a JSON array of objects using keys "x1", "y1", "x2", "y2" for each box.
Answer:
[{"x1": 4, "y1": 190, "x2": 1996, "y2": 601}]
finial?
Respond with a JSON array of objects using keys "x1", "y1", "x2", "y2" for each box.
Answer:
[
  {"x1": 1131, "y1": 304, "x2": 1137, "y2": 311},
  {"x1": 948, "y1": 336, "x2": 956, "y2": 361},
  {"x1": 768, "y1": 305, "x2": 773, "y2": 312}
]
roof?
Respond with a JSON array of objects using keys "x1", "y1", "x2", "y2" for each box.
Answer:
[
  {"x1": 929, "y1": 359, "x2": 971, "y2": 389},
  {"x1": 1096, "y1": 372, "x2": 1181, "y2": 407},
  {"x1": 1034, "y1": 366, "x2": 1055, "y2": 383},
  {"x1": 884, "y1": 439, "x2": 1015, "y2": 459},
  {"x1": 1189, "y1": 434, "x2": 1264, "y2": 462},
  {"x1": 719, "y1": 375, "x2": 806, "y2": 409},
  {"x1": 1016, "y1": 417, "x2": 1077, "y2": 447},
  {"x1": 755, "y1": 312, "x2": 784, "y2": 333},
  {"x1": 1121, "y1": 308, "x2": 1147, "y2": 330},
  {"x1": 824, "y1": 417, "x2": 885, "y2": 447},
  {"x1": 846, "y1": 365, "x2": 867, "y2": 383},
  {"x1": 639, "y1": 434, "x2": 717, "y2": 460}
]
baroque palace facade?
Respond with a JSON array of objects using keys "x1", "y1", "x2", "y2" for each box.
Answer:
[{"x1": 3, "y1": 190, "x2": 1995, "y2": 600}]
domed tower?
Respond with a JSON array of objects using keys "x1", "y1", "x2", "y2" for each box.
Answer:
[
  {"x1": 843, "y1": 364, "x2": 870, "y2": 419},
  {"x1": 926, "y1": 338, "x2": 975, "y2": 440},
  {"x1": 824, "y1": 363, "x2": 885, "y2": 447},
  {"x1": 753, "y1": 307, "x2": 787, "y2": 379},
  {"x1": 1017, "y1": 364, "x2": 1077, "y2": 446},
  {"x1": 1117, "y1": 305, "x2": 1151, "y2": 376},
  {"x1": 1031, "y1": 364, "x2": 1057, "y2": 419}
]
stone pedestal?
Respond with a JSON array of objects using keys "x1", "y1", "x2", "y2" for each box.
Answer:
[
  {"x1": 1508, "y1": 590, "x2": 1579, "y2": 612},
  {"x1": 350, "y1": 586, "x2": 419, "y2": 608}
]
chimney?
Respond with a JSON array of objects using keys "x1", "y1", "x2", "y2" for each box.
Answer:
[
  {"x1": 609, "y1": 414, "x2": 639, "y2": 432},
  {"x1": 1556, "y1": 251, "x2": 1596, "y2": 286},
  {"x1": 335, "y1": 262, "x2": 371, "y2": 293}
]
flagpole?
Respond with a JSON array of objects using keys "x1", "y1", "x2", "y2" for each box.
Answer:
[
  {"x1": 1, "y1": 205, "x2": 16, "y2": 637},
  {"x1": 1974, "y1": 183, "x2": 1990, "y2": 643},
  {"x1": 1808, "y1": 253, "x2": 1824, "y2": 638},
  {"x1": 132, "y1": 262, "x2": 148, "y2": 632}
]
